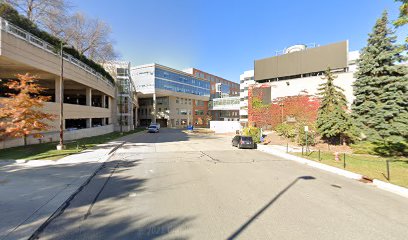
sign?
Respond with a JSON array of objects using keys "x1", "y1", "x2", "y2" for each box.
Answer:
[{"x1": 304, "y1": 126, "x2": 309, "y2": 132}]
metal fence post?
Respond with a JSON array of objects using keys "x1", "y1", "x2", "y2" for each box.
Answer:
[
  {"x1": 343, "y1": 153, "x2": 346, "y2": 168},
  {"x1": 286, "y1": 143, "x2": 288, "y2": 153},
  {"x1": 318, "y1": 149, "x2": 321, "y2": 161},
  {"x1": 386, "y1": 160, "x2": 390, "y2": 181},
  {"x1": 302, "y1": 146, "x2": 304, "y2": 156}
]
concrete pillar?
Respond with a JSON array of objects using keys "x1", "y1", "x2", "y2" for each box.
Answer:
[
  {"x1": 86, "y1": 88, "x2": 92, "y2": 106},
  {"x1": 102, "y1": 94, "x2": 106, "y2": 108},
  {"x1": 152, "y1": 93, "x2": 157, "y2": 124},
  {"x1": 86, "y1": 118, "x2": 92, "y2": 128},
  {"x1": 55, "y1": 77, "x2": 62, "y2": 103}
]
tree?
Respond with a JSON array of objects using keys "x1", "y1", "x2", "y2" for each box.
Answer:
[
  {"x1": 352, "y1": 11, "x2": 408, "y2": 154},
  {"x1": 3, "y1": 1, "x2": 117, "y2": 63},
  {"x1": 62, "y1": 12, "x2": 118, "y2": 63},
  {"x1": 316, "y1": 69, "x2": 354, "y2": 144},
  {"x1": 3, "y1": 0, "x2": 70, "y2": 26},
  {"x1": 0, "y1": 74, "x2": 55, "y2": 145},
  {"x1": 394, "y1": 0, "x2": 408, "y2": 43}
]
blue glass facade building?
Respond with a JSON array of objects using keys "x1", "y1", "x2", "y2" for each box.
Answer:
[{"x1": 155, "y1": 68, "x2": 210, "y2": 97}]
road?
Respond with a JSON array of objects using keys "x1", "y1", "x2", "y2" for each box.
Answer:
[{"x1": 35, "y1": 129, "x2": 408, "y2": 240}]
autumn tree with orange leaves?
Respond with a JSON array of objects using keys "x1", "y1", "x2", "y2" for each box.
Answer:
[{"x1": 0, "y1": 74, "x2": 55, "y2": 145}]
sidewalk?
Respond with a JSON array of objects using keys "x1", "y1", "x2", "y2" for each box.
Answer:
[{"x1": 0, "y1": 132, "x2": 143, "y2": 240}]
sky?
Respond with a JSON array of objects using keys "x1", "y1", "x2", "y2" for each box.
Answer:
[{"x1": 70, "y1": 0, "x2": 407, "y2": 82}]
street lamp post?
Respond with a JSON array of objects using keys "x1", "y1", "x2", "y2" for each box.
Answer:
[{"x1": 57, "y1": 42, "x2": 69, "y2": 150}]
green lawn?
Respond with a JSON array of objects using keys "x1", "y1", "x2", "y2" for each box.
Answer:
[
  {"x1": 293, "y1": 151, "x2": 408, "y2": 188},
  {"x1": 0, "y1": 128, "x2": 144, "y2": 161}
]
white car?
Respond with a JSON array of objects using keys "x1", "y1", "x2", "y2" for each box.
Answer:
[
  {"x1": 149, "y1": 123, "x2": 160, "y2": 129},
  {"x1": 147, "y1": 125, "x2": 159, "y2": 133}
]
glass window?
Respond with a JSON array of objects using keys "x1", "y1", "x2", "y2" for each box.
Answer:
[
  {"x1": 176, "y1": 97, "x2": 179, "y2": 103},
  {"x1": 195, "y1": 110, "x2": 204, "y2": 115},
  {"x1": 154, "y1": 68, "x2": 210, "y2": 97}
]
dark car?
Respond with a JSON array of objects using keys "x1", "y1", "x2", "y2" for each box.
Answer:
[{"x1": 232, "y1": 135, "x2": 256, "y2": 149}]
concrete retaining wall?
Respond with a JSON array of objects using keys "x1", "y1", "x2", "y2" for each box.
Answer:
[{"x1": 0, "y1": 125, "x2": 114, "y2": 149}]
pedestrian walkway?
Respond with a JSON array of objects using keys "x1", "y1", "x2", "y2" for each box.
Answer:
[{"x1": 0, "y1": 132, "x2": 143, "y2": 240}]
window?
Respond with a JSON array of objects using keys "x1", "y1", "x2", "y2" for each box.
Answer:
[
  {"x1": 188, "y1": 99, "x2": 192, "y2": 105},
  {"x1": 117, "y1": 68, "x2": 129, "y2": 77},
  {"x1": 176, "y1": 97, "x2": 179, "y2": 103},
  {"x1": 176, "y1": 108, "x2": 180, "y2": 114},
  {"x1": 184, "y1": 98, "x2": 188, "y2": 104},
  {"x1": 158, "y1": 108, "x2": 161, "y2": 112},
  {"x1": 196, "y1": 100, "x2": 204, "y2": 106},
  {"x1": 195, "y1": 110, "x2": 204, "y2": 115},
  {"x1": 176, "y1": 119, "x2": 179, "y2": 126},
  {"x1": 180, "y1": 109, "x2": 187, "y2": 115}
]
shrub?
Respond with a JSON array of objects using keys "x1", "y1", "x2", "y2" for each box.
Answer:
[
  {"x1": 275, "y1": 123, "x2": 296, "y2": 140},
  {"x1": 243, "y1": 127, "x2": 261, "y2": 143},
  {"x1": 350, "y1": 141, "x2": 377, "y2": 155},
  {"x1": 296, "y1": 123, "x2": 317, "y2": 146}
]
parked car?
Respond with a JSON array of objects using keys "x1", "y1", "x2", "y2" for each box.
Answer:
[
  {"x1": 231, "y1": 135, "x2": 256, "y2": 149},
  {"x1": 147, "y1": 125, "x2": 159, "y2": 133},
  {"x1": 149, "y1": 123, "x2": 160, "y2": 129}
]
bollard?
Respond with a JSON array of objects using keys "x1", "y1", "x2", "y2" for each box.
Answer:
[
  {"x1": 343, "y1": 153, "x2": 346, "y2": 168},
  {"x1": 318, "y1": 149, "x2": 321, "y2": 161},
  {"x1": 286, "y1": 143, "x2": 289, "y2": 153},
  {"x1": 386, "y1": 160, "x2": 390, "y2": 181},
  {"x1": 302, "y1": 146, "x2": 304, "y2": 156}
]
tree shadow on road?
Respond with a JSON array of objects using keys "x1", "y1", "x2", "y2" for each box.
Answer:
[
  {"x1": 22, "y1": 157, "x2": 196, "y2": 240},
  {"x1": 226, "y1": 176, "x2": 316, "y2": 240}
]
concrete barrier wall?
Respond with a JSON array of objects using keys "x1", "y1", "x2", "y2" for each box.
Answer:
[
  {"x1": 210, "y1": 121, "x2": 241, "y2": 133},
  {"x1": 0, "y1": 125, "x2": 114, "y2": 150}
]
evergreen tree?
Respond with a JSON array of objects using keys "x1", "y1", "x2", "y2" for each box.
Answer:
[
  {"x1": 317, "y1": 69, "x2": 354, "y2": 144},
  {"x1": 393, "y1": 0, "x2": 408, "y2": 43},
  {"x1": 352, "y1": 11, "x2": 408, "y2": 154}
]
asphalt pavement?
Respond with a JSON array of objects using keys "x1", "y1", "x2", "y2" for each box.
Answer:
[{"x1": 32, "y1": 128, "x2": 408, "y2": 240}]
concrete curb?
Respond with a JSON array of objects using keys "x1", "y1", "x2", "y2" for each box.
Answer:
[
  {"x1": 26, "y1": 142, "x2": 125, "y2": 240},
  {"x1": 372, "y1": 179, "x2": 408, "y2": 198},
  {"x1": 3, "y1": 142, "x2": 126, "y2": 240},
  {"x1": 257, "y1": 144, "x2": 408, "y2": 199},
  {"x1": 257, "y1": 145, "x2": 363, "y2": 180}
]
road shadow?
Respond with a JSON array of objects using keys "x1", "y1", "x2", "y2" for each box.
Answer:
[
  {"x1": 22, "y1": 156, "x2": 195, "y2": 240},
  {"x1": 226, "y1": 176, "x2": 316, "y2": 240}
]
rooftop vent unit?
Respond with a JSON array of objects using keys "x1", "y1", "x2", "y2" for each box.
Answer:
[
  {"x1": 284, "y1": 44, "x2": 307, "y2": 54},
  {"x1": 275, "y1": 43, "x2": 317, "y2": 56}
]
